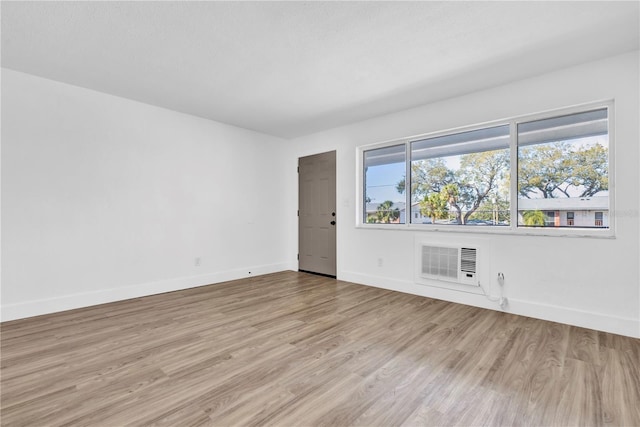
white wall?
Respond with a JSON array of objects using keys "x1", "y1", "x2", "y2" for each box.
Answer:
[
  {"x1": 3, "y1": 52, "x2": 639, "y2": 337},
  {"x1": 1, "y1": 69, "x2": 293, "y2": 321},
  {"x1": 286, "y1": 51, "x2": 640, "y2": 338}
]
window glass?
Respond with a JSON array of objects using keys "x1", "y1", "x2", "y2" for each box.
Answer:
[
  {"x1": 567, "y1": 211, "x2": 575, "y2": 226},
  {"x1": 595, "y1": 211, "x2": 604, "y2": 226},
  {"x1": 363, "y1": 144, "x2": 406, "y2": 224},
  {"x1": 544, "y1": 211, "x2": 556, "y2": 227},
  {"x1": 409, "y1": 125, "x2": 510, "y2": 226},
  {"x1": 517, "y1": 108, "x2": 609, "y2": 228},
  {"x1": 360, "y1": 103, "x2": 611, "y2": 234}
]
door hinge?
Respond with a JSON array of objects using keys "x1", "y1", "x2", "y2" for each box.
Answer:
[
  {"x1": 297, "y1": 254, "x2": 299, "y2": 260},
  {"x1": 297, "y1": 210, "x2": 299, "y2": 216},
  {"x1": 297, "y1": 166, "x2": 299, "y2": 173}
]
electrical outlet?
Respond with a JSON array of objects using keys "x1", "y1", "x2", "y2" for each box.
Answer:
[
  {"x1": 194, "y1": 257, "x2": 201, "y2": 267},
  {"x1": 377, "y1": 258, "x2": 383, "y2": 267}
]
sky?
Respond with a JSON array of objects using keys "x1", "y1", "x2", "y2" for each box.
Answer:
[{"x1": 365, "y1": 162, "x2": 405, "y2": 204}]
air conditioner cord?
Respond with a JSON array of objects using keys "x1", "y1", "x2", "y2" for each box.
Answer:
[{"x1": 479, "y1": 272, "x2": 507, "y2": 309}]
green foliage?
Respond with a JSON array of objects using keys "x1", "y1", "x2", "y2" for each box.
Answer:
[
  {"x1": 397, "y1": 158, "x2": 454, "y2": 201},
  {"x1": 522, "y1": 210, "x2": 546, "y2": 226},
  {"x1": 396, "y1": 139, "x2": 607, "y2": 226},
  {"x1": 572, "y1": 144, "x2": 609, "y2": 196},
  {"x1": 419, "y1": 192, "x2": 449, "y2": 223},
  {"x1": 375, "y1": 200, "x2": 400, "y2": 224},
  {"x1": 518, "y1": 141, "x2": 608, "y2": 198},
  {"x1": 403, "y1": 149, "x2": 510, "y2": 225},
  {"x1": 471, "y1": 197, "x2": 510, "y2": 223}
]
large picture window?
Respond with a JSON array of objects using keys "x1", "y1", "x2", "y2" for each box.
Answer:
[{"x1": 359, "y1": 103, "x2": 612, "y2": 235}]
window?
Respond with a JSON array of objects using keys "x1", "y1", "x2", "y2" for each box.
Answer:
[
  {"x1": 517, "y1": 108, "x2": 609, "y2": 229},
  {"x1": 359, "y1": 102, "x2": 612, "y2": 235},
  {"x1": 363, "y1": 144, "x2": 406, "y2": 224},
  {"x1": 544, "y1": 211, "x2": 557, "y2": 227},
  {"x1": 567, "y1": 211, "x2": 575, "y2": 226},
  {"x1": 595, "y1": 211, "x2": 603, "y2": 227},
  {"x1": 410, "y1": 125, "x2": 510, "y2": 226}
]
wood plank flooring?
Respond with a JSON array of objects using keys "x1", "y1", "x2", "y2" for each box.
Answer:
[{"x1": 1, "y1": 271, "x2": 639, "y2": 426}]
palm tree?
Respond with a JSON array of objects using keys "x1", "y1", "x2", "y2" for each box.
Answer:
[
  {"x1": 420, "y1": 193, "x2": 448, "y2": 224},
  {"x1": 376, "y1": 200, "x2": 400, "y2": 223}
]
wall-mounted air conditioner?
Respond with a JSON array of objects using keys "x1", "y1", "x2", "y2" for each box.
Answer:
[{"x1": 419, "y1": 244, "x2": 479, "y2": 287}]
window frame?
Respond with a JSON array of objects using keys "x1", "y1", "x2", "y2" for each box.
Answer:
[
  {"x1": 356, "y1": 100, "x2": 615, "y2": 238},
  {"x1": 361, "y1": 141, "x2": 409, "y2": 225},
  {"x1": 544, "y1": 211, "x2": 556, "y2": 227},
  {"x1": 567, "y1": 211, "x2": 575, "y2": 226},
  {"x1": 595, "y1": 211, "x2": 604, "y2": 227}
]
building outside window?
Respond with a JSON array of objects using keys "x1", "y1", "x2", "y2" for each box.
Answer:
[
  {"x1": 595, "y1": 211, "x2": 603, "y2": 227},
  {"x1": 544, "y1": 211, "x2": 557, "y2": 227},
  {"x1": 567, "y1": 211, "x2": 575, "y2": 226}
]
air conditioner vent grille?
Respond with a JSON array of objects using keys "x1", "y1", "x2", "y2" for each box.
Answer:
[
  {"x1": 418, "y1": 244, "x2": 479, "y2": 287},
  {"x1": 460, "y1": 247, "x2": 477, "y2": 273},
  {"x1": 421, "y1": 245, "x2": 458, "y2": 279}
]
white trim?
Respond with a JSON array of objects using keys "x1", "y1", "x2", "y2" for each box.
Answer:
[
  {"x1": 506, "y1": 297, "x2": 639, "y2": 339},
  {"x1": 509, "y1": 120, "x2": 519, "y2": 227},
  {"x1": 357, "y1": 139, "x2": 408, "y2": 226},
  {"x1": 608, "y1": 101, "x2": 616, "y2": 236},
  {"x1": 339, "y1": 270, "x2": 639, "y2": 339},
  {"x1": 357, "y1": 221, "x2": 616, "y2": 239},
  {"x1": 1, "y1": 263, "x2": 292, "y2": 322}
]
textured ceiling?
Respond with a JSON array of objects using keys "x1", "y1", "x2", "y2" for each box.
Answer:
[{"x1": 2, "y1": 1, "x2": 639, "y2": 138}]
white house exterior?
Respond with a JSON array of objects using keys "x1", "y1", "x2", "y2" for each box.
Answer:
[
  {"x1": 365, "y1": 202, "x2": 406, "y2": 223},
  {"x1": 408, "y1": 203, "x2": 432, "y2": 224},
  {"x1": 368, "y1": 195, "x2": 608, "y2": 227},
  {"x1": 517, "y1": 194, "x2": 609, "y2": 227},
  {"x1": 366, "y1": 202, "x2": 432, "y2": 224}
]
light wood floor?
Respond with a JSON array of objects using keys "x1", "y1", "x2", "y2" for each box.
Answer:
[{"x1": 1, "y1": 271, "x2": 639, "y2": 427}]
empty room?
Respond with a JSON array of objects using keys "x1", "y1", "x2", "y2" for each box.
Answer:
[{"x1": 1, "y1": 1, "x2": 639, "y2": 426}]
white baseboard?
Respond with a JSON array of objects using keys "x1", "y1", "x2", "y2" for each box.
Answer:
[
  {"x1": 5, "y1": 266, "x2": 637, "y2": 339},
  {"x1": 1, "y1": 263, "x2": 291, "y2": 322},
  {"x1": 339, "y1": 271, "x2": 639, "y2": 339},
  {"x1": 505, "y1": 298, "x2": 639, "y2": 339}
]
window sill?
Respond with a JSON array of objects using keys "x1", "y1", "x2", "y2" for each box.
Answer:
[{"x1": 356, "y1": 223, "x2": 616, "y2": 239}]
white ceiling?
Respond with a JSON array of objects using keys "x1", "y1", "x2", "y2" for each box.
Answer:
[{"x1": 2, "y1": 1, "x2": 639, "y2": 139}]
